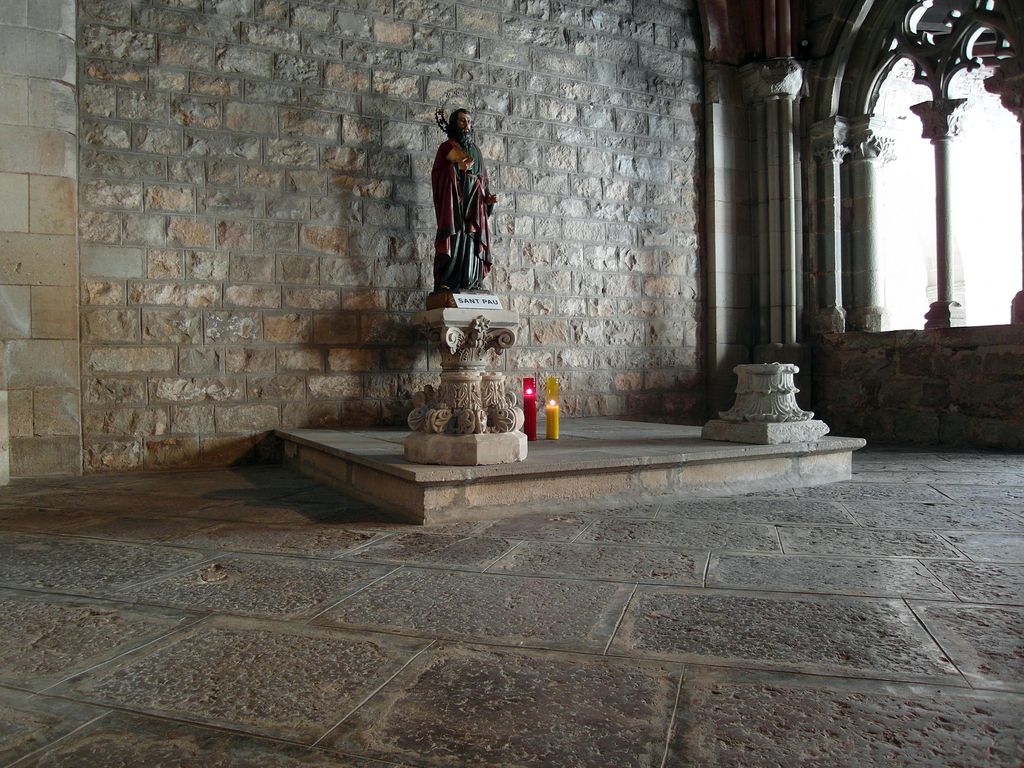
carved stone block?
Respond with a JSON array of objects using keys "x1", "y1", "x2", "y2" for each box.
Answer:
[
  {"x1": 703, "y1": 362, "x2": 830, "y2": 445},
  {"x1": 701, "y1": 419, "x2": 830, "y2": 445},
  {"x1": 404, "y1": 308, "x2": 527, "y2": 466},
  {"x1": 404, "y1": 431, "x2": 527, "y2": 466}
]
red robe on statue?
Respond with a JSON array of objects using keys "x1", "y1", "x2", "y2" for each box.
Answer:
[{"x1": 431, "y1": 138, "x2": 494, "y2": 291}]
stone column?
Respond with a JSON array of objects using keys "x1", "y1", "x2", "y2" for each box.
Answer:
[
  {"x1": 984, "y1": 62, "x2": 1024, "y2": 324},
  {"x1": 0, "y1": 0, "x2": 80, "y2": 482},
  {"x1": 810, "y1": 117, "x2": 850, "y2": 333},
  {"x1": 910, "y1": 98, "x2": 968, "y2": 329},
  {"x1": 740, "y1": 59, "x2": 805, "y2": 350},
  {"x1": 845, "y1": 116, "x2": 895, "y2": 332}
]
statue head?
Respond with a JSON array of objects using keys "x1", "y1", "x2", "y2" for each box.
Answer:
[{"x1": 446, "y1": 108, "x2": 475, "y2": 148}]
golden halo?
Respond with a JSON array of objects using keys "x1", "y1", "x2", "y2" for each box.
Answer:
[{"x1": 433, "y1": 87, "x2": 469, "y2": 133}]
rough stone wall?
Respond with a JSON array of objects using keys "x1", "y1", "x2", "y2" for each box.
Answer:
[
  {"x1": 76, "y1": 0, "x2": 704, "y2": 472},
  {"x1": 813, "y1": 327, "x2": 1024, "y2": 450},
  {"x1": 1, "y1": 0, "x2": 80, "y2": 479}
]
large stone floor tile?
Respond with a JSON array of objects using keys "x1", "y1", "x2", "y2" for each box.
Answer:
[
  {"x1": 0, "y1": 490, "x2": 237, "y2": 517},
  {"x1": 121, "y1": 555, "x2": 394, "y2": 619},
  {"x1": 852, "y1": 448, "x2": 954, "y2": 468},
  {"x1": 58, "y1": 618, "x2": 429, "y2": 744},
  {"x1": 111, "y1": 467, "x2": 312, "y2": 497},
  {"x1": 169, "y1": 521, "x2": 382, "y2": 558},
  {"x1": 474, "y1": 511, "x2": 594, "y2": 541},
  {"x1": 317, "y1": 568, "x2": 631, "y2": 653},
  {"x1": 943, "y1": 532, "x2": 1024, "y2": 562},
  {"x1": 577, "y1": 519, "x2": 781, "y2": 552},
  {"x1": 56, "y1": 514, "x2": 224, "y2": 543},
  {"x1": 929, "y1": 471, "x2": 1024, "y2": 486},
  {"x1": 731, "y1": 488, "x2": 800, "y2": 499},
  {"x1": 610, "y1": 588, "x2": 959, "y2": 682},
  {"x1": 324, "y1": 645, "x2": 680, "y2": 767},
  {"x1": 844, "y1": 501, "x2": 1024, "y2": 531},
  {"x1": 344, "y1": 534, "x2": 514, "y2": 570},
  {"x1": 851, "y1": 459, "x2": 950, "y2": 472},
  {"x1": 0, "y1": 533, "x2": 209, "y2": 596},
  {"x1": 792, "y1": 482, "x2": 950, "y2": 502},
  {"x1": 0, "y1": 590, "x2": 194, "y2": 691},
  {"x1": 489, "y1": 541, "x2": 706, "y2": 585},
  {"x1": 929, "y1": 453, "x2": 1024, "y2": 470},
  {"x1": 934, "y1": 484, "x2": 1024, "y2": 504},
  {"x1": 589, "y1": 498, "x2": 668, "y2": 518},
  {"x1": 707, "y1": 554, "x2": 953, "y2": 598},
  {"x1": 0, "y1": 508, "x2": 105, "y2": 534},
  {"x1": 0, "y1": 687, "x2": 107, "y2": 767},
  {"x1": 850, "y1": 470, "x2": 1024, "y2": 486},
  {"x1": 156, "y1": 498, "x2": 384, "y2": 526},
  {"x1": 911, "y1": 602, "x2": 1024, "y2": 691},
  {"x1": 658, "y1": 497, "x2": 855, "y2": 525},
  {"x1": 778, "y1": 526, "x2": 962, "y2": 558},
  {"x1": 349, "y1": 520, "x2": 484, "y2": 536},
  {"x1": 926, "y1": 560, "x2": 1024, "y2": 604},
  {"x1": 666, "y1": 667, "x2": 1024, "y2": 767},
  {"x1": 16, "y1": 711, "x2": 393, "y2": 767}
]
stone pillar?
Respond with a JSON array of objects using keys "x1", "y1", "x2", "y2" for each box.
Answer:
[
  {"x1": 910, "y1": 98, "x2": 969, "y2": 329},
  {"x1": 810, "y1": 117, "x2": 850, "y2": 333},
  {"x1": 740, "y1": 59, "x2": 804, "y2": 350},
  {"x1": 703, "y1": 63, "x2": 756, "y2": 416},
  {"x1": 845, "y1": 116, "x2": 895, "y2": 332},
  {"x1": 984, "y1": 62, "x2": 1024, "y2": 324},
  {"x1": 0, "y1": 0, "x2": 80, "y2": 481}
]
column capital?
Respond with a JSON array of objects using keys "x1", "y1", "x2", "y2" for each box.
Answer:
[
  {"x1": 846, "y1": 115, "x2": 897, "y2": 164},
  {"x1": 739, "y1": 58, "x2": 804, "y2": 102},
  {"x1": 984, "y1": 59, "x2": 1024, "y2": 122},
  {"x1": 910, "y1": 98, "x2": 969, "y2": 141},
  {"x1": 810, "y1": 116, "x2": 851, "y2": 165}
]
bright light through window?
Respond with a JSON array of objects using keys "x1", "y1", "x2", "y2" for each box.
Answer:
[{"x1": 876, "y1": 59, "x2": 1022, "y2": 328}]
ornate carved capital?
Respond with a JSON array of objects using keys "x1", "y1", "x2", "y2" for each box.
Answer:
[
  {"x1": 810, "y1": 117, "x2": 850, "y2": 166},
  {"x1": 739, "y1": 58, "x2": 804, "y2": 103},
  {"x1": 910, "y1": 98, "x2": 969, "y2": 141},
  {"x1": 847, "y1": 116, "x2": 897, "y2": 165},
  {"x1": 718, "y1": 363, "x2": 814, "y2": 423},
  {"x1": 984, "y1": 60, "x2": 1024, "y2": 122},
  {"x1": 407, "y1": 308, "x2": 525, "y2": 437},
  {"x1": 425, "y1": 314, "x2": 519, "y2": 370}
]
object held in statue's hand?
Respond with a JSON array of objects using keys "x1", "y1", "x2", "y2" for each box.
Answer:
[{"x1": 447, "y1": 146, "x2": 471, "y2": 169}]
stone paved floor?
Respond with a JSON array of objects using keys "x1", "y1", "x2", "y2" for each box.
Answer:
[{"x1": 0, "y1": 446, "x2": 1022, "y2": 767}]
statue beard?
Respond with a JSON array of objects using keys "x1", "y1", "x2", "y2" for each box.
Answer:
[{"x1": 452, "y1": 127, "x2": 475, "y2": 151}]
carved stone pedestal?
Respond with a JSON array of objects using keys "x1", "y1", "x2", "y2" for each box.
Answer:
[
  {"x1": 404, "y1": 308, "x2": 527, "y2": 466},
  {"x1": 702, "y1": 363, "x2": 830, "y2": 445}
]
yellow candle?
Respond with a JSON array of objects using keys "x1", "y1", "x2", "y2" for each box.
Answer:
[
  {"x1": 545, "y1": 399, "x2": 559, "y2": 440},
  {"x1": 546, "y1": 376, "x2": 559, "y2": 401}
]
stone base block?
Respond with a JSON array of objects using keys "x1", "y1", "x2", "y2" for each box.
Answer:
[
  {"x1": 702, "y1": 419, "x2": 830, "y2": 445},
  {"x1": 404, "y1": 431, "x2": 527, "y2": 466}
]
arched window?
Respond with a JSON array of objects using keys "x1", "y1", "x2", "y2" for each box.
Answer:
[
  {"x1": 875, "y1": 57, "x2": 1022, "y2": 328},
  {"x1": 810, "y1": 0, "x2": 1024, "y2": 331}
]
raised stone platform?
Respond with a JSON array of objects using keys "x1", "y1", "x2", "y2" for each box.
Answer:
[{"x1": 276, "y1": 418, "x2": 866, "y2": 524}]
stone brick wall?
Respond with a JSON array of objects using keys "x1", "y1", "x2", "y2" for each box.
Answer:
[
  {"x1": 813, "y1": 326, "x2": 1024, "y2": 450},
  {"x1": 1, "y1": 0, "x2": 81, "y2": 480},
  {"x1": 76, "y1": 0, "x2": 704, "y2": 471}
]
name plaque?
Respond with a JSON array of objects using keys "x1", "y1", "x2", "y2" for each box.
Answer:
[{"x1": 452, "y1": 293, "x2": 503, "y2": 310}]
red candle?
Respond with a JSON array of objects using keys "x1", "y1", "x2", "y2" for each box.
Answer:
[{"x1": 523, "y1": 377, "x2": 537, "y2": 441}]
